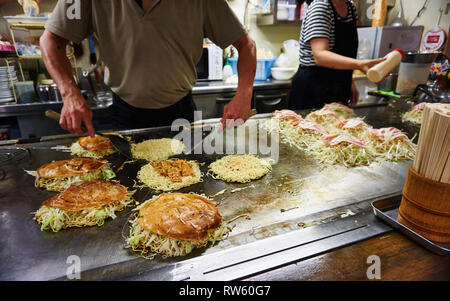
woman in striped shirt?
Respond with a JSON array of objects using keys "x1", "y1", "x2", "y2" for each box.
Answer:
[{"x1": 288, "y1": 0, "x2": 385, "y2": 110}]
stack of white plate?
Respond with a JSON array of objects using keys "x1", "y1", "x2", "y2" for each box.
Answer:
[{"x1": 0, "y1": 65, "x2": 19, "y2": 103}]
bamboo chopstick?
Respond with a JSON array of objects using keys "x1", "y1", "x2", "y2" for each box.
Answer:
[{"x1": 412, "y1": 103, "x2": 450, "y2": 184}]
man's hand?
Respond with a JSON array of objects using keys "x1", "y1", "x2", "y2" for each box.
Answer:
[
  {"x1": 219, "y1": 34, "x2": 256, "y2": 130},
  {"x1": 60, "y1": 92, "x2": 95, "y2": 136},
  {"x1": 220, "y1": 91, "x2": 252, "y2": 130},
  {"x1": 40, "y1": 30, "x2": 96, "y2": 137}
]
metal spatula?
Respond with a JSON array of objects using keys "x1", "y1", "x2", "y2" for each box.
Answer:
[{"x1": 45, "y1": 110, "x2": 133, "y2": 159}]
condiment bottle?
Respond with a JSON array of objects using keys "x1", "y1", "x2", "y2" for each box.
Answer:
[
  {"x1": 222, "y1": 54, "x2": 234, "y2": 82},
  {"x1": 367, "y1": 49, "x2": 405, "y2": 83}
]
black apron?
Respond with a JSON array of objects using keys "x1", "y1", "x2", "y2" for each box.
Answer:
[
  {"x1": 288, "y1": 0, "x2": 358, "y2": 110},
  {"x1": 110, "y1": 92, "x2": 197, "y2": 130}
]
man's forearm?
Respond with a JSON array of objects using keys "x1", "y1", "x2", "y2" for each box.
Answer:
[
  {"x1": 234, "y1": 35, "x2": 256, "y2": 102},
  {"x1": 40, "y1": 30, "x2": 95, "y2": 136},
  {"x1": 40, "y1": 30, "x2": 81, "y2": 100}
]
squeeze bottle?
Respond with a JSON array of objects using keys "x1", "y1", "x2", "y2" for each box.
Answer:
[{"x1": 367, "y1": 49, "x2": 405, "y2": 83}]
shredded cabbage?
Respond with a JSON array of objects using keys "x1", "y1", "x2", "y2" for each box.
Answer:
[
  {"x1": 367, "y1": 139, "x2": 416, "y2": 162},
  {"x1": 126, "y1": 196, "x2": 229, "y2": 259},
  {"x1": 264, "y1": 113, "x2": 416, "y2": 167},
  {"x1": 33, "y1": 192, "x2": 134, "y2": 232},
  {"x1": 34, "y1": 164, "x2": 116, "y2": 192},
  {"x1": 314, "y1": 143, "x2": 374, "y2": 167},
  {"x1": 126, "y1": 214, "x2": 229, "y2": 259},
  {"x1": 402, "y1": 110, "x2": 422, "y2": 125}
]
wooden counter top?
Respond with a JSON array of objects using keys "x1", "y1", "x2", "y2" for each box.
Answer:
[{"x1": 243, "y1": 232, "x2": 450, "y2": 281}]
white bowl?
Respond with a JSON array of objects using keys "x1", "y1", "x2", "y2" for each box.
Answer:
[{"x1": 271, "y1": 67, "x2": 297, "y2": 80}]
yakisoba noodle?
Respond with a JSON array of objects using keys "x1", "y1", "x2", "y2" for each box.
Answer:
[
  {"x1": 208, "y1": 154, "x2": 272, "y2": 183},
  {"x1": 137, "y1": 159, "x2": 203, "y2": 191},
  {"x1": 131, "y1": 138, "x2": 185, "y2": 162}
]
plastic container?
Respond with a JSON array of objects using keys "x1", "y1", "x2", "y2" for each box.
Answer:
[
  {"x1": 395, "y1": 52, "x2": 439, "y2": 95},
  {"x1": 396, "y1": 63, "x2": 431, "y2": 95},
  {"x1": 367, "y1": 49, "x2": 404, "y2": 83},
  {"x1": 271, "y1": 67, "x2": 297, "y2": 80},
  {"x1": 287, "y1": 4, "x2": 297, "y2": 21},
  {"x1": 229, "y1": 57, "x2": 276, "y2": 81},
  {"x1": 49, "y1": 84, "x2": 62, "y2": 102},
  {"x1": 222, "y1": 54, "x2": 234, "y2": 82},
  {"x1": 14, "y1": 81, "x2": 36, "y2": 103},
  {"x1": 277, "y1": 1, "x2": 289, "y2": 20},
  {"x1": 357, "y1": 39, "x2": 372, "y2": 60}
]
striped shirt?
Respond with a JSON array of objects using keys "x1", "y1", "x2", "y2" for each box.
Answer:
[{"x1": 299, "y1": 0, "x2": 357, "y2": 67}]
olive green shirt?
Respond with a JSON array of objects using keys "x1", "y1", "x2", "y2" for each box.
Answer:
[{"x1": 46, "y1": 0, "x2": 247, "y2": 109}]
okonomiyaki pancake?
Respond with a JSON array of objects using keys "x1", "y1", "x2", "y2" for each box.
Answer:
[
  {"x1": 33, "y1": 157, "x2": 116, "y2": 192},
  {"x1": 126, "y1": 193, "x2": 229, "y2": 258},
  {"x1": 34, "y1": 180, "x2": 134, "y2": 232},
  {"x1": 71, "y1": 135, "x2": 117, "y2": 158}
]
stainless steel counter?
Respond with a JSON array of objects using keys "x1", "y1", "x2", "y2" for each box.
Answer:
[
  {"x1": 0, "y1": 80, "x2": 291, "y2": 118},
  {"x1": 0, "y1": 101, "x2": 418, "y2": 281},
  {"x1": 193, "y1": 79, "x2": 291, "y2": 95}
]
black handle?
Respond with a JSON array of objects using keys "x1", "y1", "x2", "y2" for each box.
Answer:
[
  {"x1": 255, "y1": 94, "x2": 287, "y2": 106},
  {"x1": 7, "y1": 137, "x2": 42, "y2": 144},
  {"x1": 262, "y1": 98, "x2": 282, "y2": 106},
  {"x1": 255, "y1": 93, "x2": 287, "y2": 101},
  {"x1": 413, "y1": 84, "x2": 429, "y2": 97},
  {"x1": 413, "y1": 84, "x2": 438, "y2": 102},
  {"x1": 215, "y1": 97, "x2": 234, "y2": 104}
]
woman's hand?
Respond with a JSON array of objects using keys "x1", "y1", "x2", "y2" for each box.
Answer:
[
  {"x1": 350, "y1": 80, "x2": 359, "y2": 106},
  {"x1": 356, "y1": 57, "x2": 387, "y2": 74},
  {"x1": 310, "y1": 38, "x2": 386, "y2": 73}
]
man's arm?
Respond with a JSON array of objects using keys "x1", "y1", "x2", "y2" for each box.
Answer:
[
  {"x1": 220, "y1": 34, "x2": 256, "y2": 130},
  {"x1": 40, "y1": 30, "x2": 95, "y2": 136}
]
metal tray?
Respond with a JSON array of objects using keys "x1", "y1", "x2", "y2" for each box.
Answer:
[{"x1": 371, "y1": 197, "x2": 450, "y2": 256}]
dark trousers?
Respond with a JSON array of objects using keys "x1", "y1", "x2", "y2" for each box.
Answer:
[
  {"x1": 288, "y1": 66, "x2": 352, "y2": 111},
  {"x1": 110, "y1": 92, "x2": 197, "y2": 130}
]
